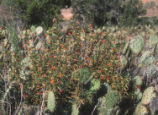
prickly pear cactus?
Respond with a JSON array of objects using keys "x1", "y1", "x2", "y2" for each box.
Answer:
[
  {"x1": 134, "y1": 104, "x2": 148, "y2": 115},
  {"x1": 71, "y1": 104, "x2": 79, "y2": 115},
  {"x1": 134, "y1": 89, "x2": 142, "y2": 102},
  {"x1": 30, "y1": 26, "x2": 36, "y2": 33},
  {"x1": 90, "y1": 78, "x2": 101, "y2": 92},
  {"x1": 129, "y1": 35, "x2": 144, "y2": 55},
  {"x1": 72, "y1": 68, "x2": 91, "y2": 84},
  {"x1": 133, "y1": 76, "x2": 143, "y2": 86},
  {"x1": 149, "y1": 97, "x2": 158, "y2": 115},
  {"x1": 20, "y1": 56, "x2": 32, "y2": 80},
  {"x1": 97, "y1": 83, "x2": 121, "y2": 115},
  {"x1": 97, "y1": 96, "x2": 111, "y2": 115},
  {"x1": 141, "y1": 87, "x2": 156, "y2": 105},
  {"x1": 122, "y1": 41, "x2": 129, "y2": 55},
  {"x1": 105, "y1": 90, "x2": 120, "y2": 109},
  {"x1": 149, "y1": 34, "x2": 158, "y2": 46},
  {"x1": 97, "y1": 92, "x2": 120, "y2": 115},
  {"x1": 120, "y1": 55, "x2": 127, "y2": 69},
  {"x1": 47, "y1": 91, "x2": 56, "y2": 112},
  {"x1": 146, "y1": 64, "x2": 158, "y2": 79},
  {"x1": 139, "y1": 51, "x2": 155, "y2": 67}
]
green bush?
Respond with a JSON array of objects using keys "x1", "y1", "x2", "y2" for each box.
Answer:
[
  {"x1": 2, "y1": 0, "x2": 67, "y2": 27},
  {"x1": 72, "y1": 0, "x2": 146, "y2": 26},
  {"x1": 0, "y1": 20, "x2": 136, "y2": 114}
]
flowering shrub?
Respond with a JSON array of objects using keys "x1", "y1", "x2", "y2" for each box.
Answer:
[{"x1": 0, "y1": 21, "x2": 130, "y2": 114}]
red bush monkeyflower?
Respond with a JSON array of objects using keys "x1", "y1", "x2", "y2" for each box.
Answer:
[
  {"x1": 58, "y1": 73, "x2": 63, "y2": 78},
  {"x1": 136, "y1": 86, "x2": 141, "y2": 90},
  {"x1": 100, "y1": 75, "x2": 105, "y2": 80},
  {"x1": 100, "y1": 39, "x2": 106, "y2": 43},
  {"x1": 42, "y1": 74, "x2": 46, "y2": 78},
  {"x1": 76, "y1": 21, "x2": 80, "y2": 25},
  {"x1": 53, "y1": 56, "x2": 57, "y2": 59},
  {"x1": 43, "y1": 33, "x2": 48, "y2": 38},
  {"x1": 106, "y1": 63, "x2": 111, "y2": 66},
  {"x1": 115, "y1": 77, "x2": 119, "y2": 80},
  {"x1": 106, "y1": 76, "x2": 110, "y2": 80},
  {"x1": 59, "y1": 89, "x2": 63, "y2": 93},
  {"x1": 36, "y1": 86, "x2": 40, "y2": 90},
  {"x1": 89, "y1": 24, "x2": 93, "y2": 29},
  {"x1": 0, "y1": 26, "x2": 3, "y2": 30},
  {"x1": 50, "y1": 65, "x2": 55, "y2": 70},
  {"x1": 50, "y1": 79, "x2": 55, "y2": 84},
  {"x1": 100, "y1": 32, "x2": 105, "y2": 36},
  {"x1": 52, "y1": 18, "x2": 56, "y2": 23},
  {"x1": 98, "y1": 70, "x2": 102, "y2": 73}
]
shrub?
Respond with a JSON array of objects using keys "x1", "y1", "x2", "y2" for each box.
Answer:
[
  {"x1": 1, "y1": 0, "x2": 67, "y2": 27},
  {"x1": 72, "y1": 0, "x2": 146, "y2": 26},
  {"x1": 0, "y1": 21, "x2": 130, "y2": 114}
]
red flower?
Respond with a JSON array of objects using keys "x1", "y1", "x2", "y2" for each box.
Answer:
[
  {"x1": 76, "y1": 21, "x2": 80, "y2": 25},
  {"x1": 36, "y1": 86, "x2": 40, "y2": 90},
  {"x1": 100, "y1": 39, "x2": 106, "y2": 43},
  {"x1": 0, "y1": 26, "x2": 3, "y2": 30},
  {"x1": 58, "y1": 73, "x2": 63, "y2": 78},
  {"x1": 59, "y1": 89, "x2": 63, "y2": 93},
  {"x1": 100, "y1": 32, "x2": 105, "y2": 36},
  {"x1": 42, "y1": 74, "x2": 46, "y2": 78},
  {"x1": 50, "y1": 65, "x2": 55, "y2": 70},
  {"x1": 89, "y1": 24, "x2": 93, "y2": 29},
  {"x1": 50, "y1": 79, "x2": 54, "y2": 84},
  {"x1": 53, "y1": 56, "x2": 57, "y2": 59},
  {"x1": 136, "y1": 86, "x2": 141, "y2": 90},
  {"x1": 106, "y1": 76, "x2": 110, "y2": 80}
]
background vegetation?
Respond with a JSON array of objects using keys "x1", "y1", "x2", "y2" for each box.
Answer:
[{"x1": 0, "y1": 0, "x2": 158, "y2": 115}]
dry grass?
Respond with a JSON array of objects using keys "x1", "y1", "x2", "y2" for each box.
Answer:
[{"x1": 0, "y1": 5, "x2": 13, "y2": 23}]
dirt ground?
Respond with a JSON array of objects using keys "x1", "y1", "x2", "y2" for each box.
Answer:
[{"x1": 142, "y1": 0, "x2": 158, "y2": 17}]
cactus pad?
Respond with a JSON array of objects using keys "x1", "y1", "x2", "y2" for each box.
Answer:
[
  {"x1": 47, "y1": 91, "x2": 56, "y2": 112},
  {"x1": 141, "y1": 87, "x2": 156, "y2": 105},
  {"x1": 129, "y1": 35, "x2": 144, "y2": 55}
]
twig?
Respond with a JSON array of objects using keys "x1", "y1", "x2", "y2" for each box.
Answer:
[
  {"x1": 0, "y1": 100, "x2": 12, "y2": 115},
  {"x1": 91, "y1": 105, "x2": 97, "y2": 115},
  {"x1": 14, "y1": 83, "x2": 23, "y2": 115},
  {"x1": 39, "y1": 89, "x2": 46, "y2": 115}
]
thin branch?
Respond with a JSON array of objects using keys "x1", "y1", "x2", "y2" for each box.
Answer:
[
  {"x1": 0, "y1": 100, "x2": 12, "y2": 115},
  {"x1": 14, "y1": 83, "x2": 23, "y2": 115}
]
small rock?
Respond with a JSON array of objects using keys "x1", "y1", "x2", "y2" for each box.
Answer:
[{"x1": 61, "y1": 7, "x2": 73, "y2": 21}]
